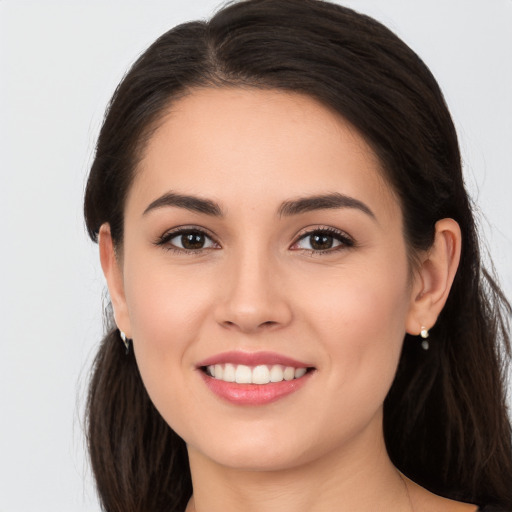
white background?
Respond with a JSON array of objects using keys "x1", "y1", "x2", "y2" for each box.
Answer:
[{"x1": 1, "y1": 1, "x2": 511, "y2": 510}]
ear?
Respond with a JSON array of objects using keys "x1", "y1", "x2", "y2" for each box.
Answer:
[
  {"x1": 98, "y1": 223, "x2": 132, "y2": 337},
  {"x1": 406, "y1": 218, "x2": 462, "y2": 335}
]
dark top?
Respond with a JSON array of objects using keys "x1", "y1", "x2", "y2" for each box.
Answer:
[{"x1": 478, "y1": 506, "x2": 511, "y2": 511}]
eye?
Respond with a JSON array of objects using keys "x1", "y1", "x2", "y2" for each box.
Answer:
[
  {"x1": 291, "y1": 227, "x2": 354, "y2": 253},
  {"x1": 156, "y1": 227, "x2": 219, "y2": 253}
]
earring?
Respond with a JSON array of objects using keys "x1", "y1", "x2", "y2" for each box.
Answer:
[
  {"x1": 420, "y1": 326, "x2": 429, "y2": 351},
  {"x1": 120, "y1": 330, "x2": 130, "y2": 354}
]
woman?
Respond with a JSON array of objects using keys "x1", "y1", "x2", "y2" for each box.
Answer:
[{"x1": 83, "y1": 0, "x2": 512, "y2": 510}]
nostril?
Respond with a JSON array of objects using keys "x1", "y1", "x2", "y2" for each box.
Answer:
[{"x1": 220, "y1": 319, "x2": 280, "y2": 331}]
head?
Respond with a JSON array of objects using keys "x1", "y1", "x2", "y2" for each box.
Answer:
[{"x1": 84, "y1": 1, "x2": 512, "y2": 510}]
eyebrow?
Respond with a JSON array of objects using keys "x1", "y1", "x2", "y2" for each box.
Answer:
[
  {"x1": 143, "y1": 191, "x2": 375, "y2": 220},
  {"x1": 143, "y1": 192, "x2": 223, "y2": 217},
  {"x1": 278, "y1": 193, "x2": 375, "y2": 219}
]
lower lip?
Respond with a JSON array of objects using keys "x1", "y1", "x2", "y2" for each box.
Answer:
[{"x1": 200, "y1": 371, "x2": 313, "y2": 405}]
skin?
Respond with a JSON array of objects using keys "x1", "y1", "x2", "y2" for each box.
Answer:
[{"x1": 100, "y1": 88, "x2": 471, "y2": 511}]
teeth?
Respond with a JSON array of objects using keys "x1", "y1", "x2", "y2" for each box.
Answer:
[
  {"x1": 270, "y1": 364, "x2": 284, "y2": 382},
  {"x1": 206, "y1": 363, "x2": 308, "y2": 384},
  {"x1": 252, "y1": 365, "x2": 270, "y2": 384},
  {"x1": 235, "y1": 365, "x2": 252, "y2": 384},
  {"x1": 283, "y1": 366, "x2": 295, "y2": 381},
  {"x1": 294, "y1": 367, "x2": 307, "y2": 378},
  {"x1": 214, "y1": 364, "x2": 223, "y2": 380},
  {"x1": 223, "y1": 363, "x2": 236, "y2": 382}
]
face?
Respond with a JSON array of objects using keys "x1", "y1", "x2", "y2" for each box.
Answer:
[{"x1": 109, "y1": 88, "x2": 420, "y2": 472}]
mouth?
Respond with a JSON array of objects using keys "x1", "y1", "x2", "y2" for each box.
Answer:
[
  {"x1": 197, "y1": 351, "x2": 316, "y2": 405},
  {"x1": 202, "y1": 363, "x2": 312, "y2": 384}
]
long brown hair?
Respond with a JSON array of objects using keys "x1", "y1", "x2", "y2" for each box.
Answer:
[{"x1": 84, "y1": 1, "x2": 512, "y2": 510}]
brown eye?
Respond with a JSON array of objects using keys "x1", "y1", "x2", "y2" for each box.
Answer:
[
  {"x1": 292, "y1": 228, "x2": 354, "y2": 253},
  {"x1": 161, "y1": 229, "x2": 218, "y2": 252},
  {"x1": 181, "y1": 232, "x2": 206, "y2": 250},
  {"x1": 310, "y1": 233, "x2": 334, "y2": 250}
]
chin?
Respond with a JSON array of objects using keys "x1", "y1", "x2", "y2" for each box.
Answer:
[
  {"x1": 184, "y1": 423, "x2": 314, "y2": 472},
  {"x1": 197, "y1": 442, "x2": 309, "y2": 472}
]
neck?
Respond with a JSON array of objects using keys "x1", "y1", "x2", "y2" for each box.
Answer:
[{"x1": 185, "y1": 414, "x2": 412, "y2": 512}]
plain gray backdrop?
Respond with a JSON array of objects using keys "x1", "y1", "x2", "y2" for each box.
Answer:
[{"x1": 1, "y1": 1, "x2": 511, "y2": 510}]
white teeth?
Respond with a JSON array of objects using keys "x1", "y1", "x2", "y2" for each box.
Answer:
[
  {"x1": 294, "y1": 367, "x2": 307, "y2": 378},
  {"x1": 206, "y1": 363, "x2": 309, "y2": 384},
  {"x1": 252, "y1": 365, "x2": 270, "y2": 384},
  {"x1": 283, "y1": 366, "x2": 295, "y2": 381},
  {"x1": 235, "y1": 364, "x2": 252, "y2": 384},
  {"x1": 214, "y1": 364, "x2": 223, "y2": 380},
  {"x1": 270, "y1": 364, "x2": 284, "y2": 382},
  {"x1": 223, "y1": 363, "x2": 236, "y2": 382}
]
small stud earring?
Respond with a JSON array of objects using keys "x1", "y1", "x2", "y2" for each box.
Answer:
[
  {"x1": 120, "y1": 331, "x2": 130, "y2": 354},
  {"x1": 420, "y1": 326, "x2": 429, "y2": 351}
]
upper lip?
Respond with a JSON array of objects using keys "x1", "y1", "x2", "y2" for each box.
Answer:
[{"x1": 197, "y1": 351, "x2": 312, "y2": 369}]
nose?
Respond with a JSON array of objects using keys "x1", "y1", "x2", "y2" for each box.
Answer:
[{"x1": 214, "y1": 250, "x2": 293, "y2": 334}]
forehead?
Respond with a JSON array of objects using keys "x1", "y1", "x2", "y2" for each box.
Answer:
[{"x1": 129, "y1": 87, "x2": 399, "y2": 221}]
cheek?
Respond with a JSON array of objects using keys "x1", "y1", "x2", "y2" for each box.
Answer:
[
  {"x1": 124, "y1": 256, "x2": 213, "y2": 345},
  {"x1": 122, "y1": 258, "x2": 216, "y2": 401},
  {"x1": 301, "y1": 258, "x2": 411, "y2": 397},
  {"x1": 305, "y1": 257, "x2": 410, "y2": 331}
]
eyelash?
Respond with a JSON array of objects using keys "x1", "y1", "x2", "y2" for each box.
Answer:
[
  {"x1": 154, "y1": 225, "x2": 355, "y2": 255},
  {"x1": 291, "y1": 226, "x2": 355, "y2": 255},
  {"x1": 154, "y1": 226, "x2": 220, "y2": 255}
]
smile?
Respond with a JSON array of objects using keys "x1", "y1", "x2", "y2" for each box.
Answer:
[
  {"x1": 205, "y1": 363, "x2": 308, "y2": 384},
  {"x1": 197, "y1": 351, "x2": 315, "y2": 405}
]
